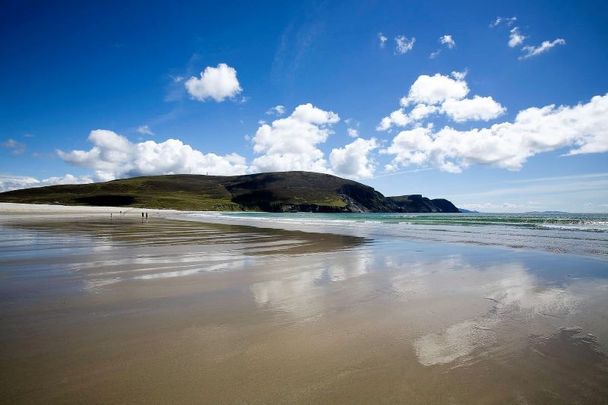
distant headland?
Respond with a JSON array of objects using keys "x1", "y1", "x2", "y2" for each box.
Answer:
[{"x1": 0, "y1": 171, "x2": 460, "y2": 213}]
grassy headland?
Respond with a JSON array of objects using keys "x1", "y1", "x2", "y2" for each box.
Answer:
[{"x1": 0, "y1": 171, "x2": 459, "y2": 213}]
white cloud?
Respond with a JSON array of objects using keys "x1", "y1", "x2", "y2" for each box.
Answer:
[
  {"x1": 508, "y1": 27, "x2": 526, "y2": 47},
  {"x1": 345, "y1": 118, "x2": 360, "y2": 138},
  {"x1": 451, "y1": 70, "x2": 467, "y2": 81},
  {"x1": 1, "y1": 138, "x2": 26, "y2": 155},
  {"x1": 377, "y1": 109, "x2": 411, "y2": 131},
  {"x1": 400, "y1": 73, "x2": 469, "y2": 107},
  {"x1": 170, "y1": 75, "x2": 185, "y2": 83},
  {"x1": 266, "y1": 105, "x2": 286, "y2": 116},
  {"x1": 377, "y1": 104, "x2": 440, "y2": 131},
  {"x1": 383, "y1": 94, "x2": 608, "y2": 173},
  {"x1": 378, "y1": 32, "x2": 388, "y2": 48},
  {"x1": 330, "y1": 138, "x2": 378, "y2": 179},
  {"x1": 394, "y1": 35, "x2": 415, "y2": 54},
  {"x1": 492, "y1": 16, "x2": 565, "y2": 59},
  {"x1": 520, "y1": 38, "x2": 566, "y2": 59},
  {"x1": 58, "y1": 129, "x2": 248, "y2": 181},
  {"x1": 429, "y1": 50, "x2": 441, "y2": 59},
  {"x1": 441, "y1": 96, "x2": 506, "y2": 122},
  {"x1": 430, "y1": 35, "x2": 456, "y2": 58},
  {"x1": 42, "y1": 104, "x2": 380, "y2": 184},
  {"x1": 184, "y1": 63, "x2": 242, "y2": 102},
  {"x1": 250, "y1": 103, "x2": 339, "y2": 173},
  {"x1": 439, "y1": 34, "x2": 456, "y2": 49},
  {"x1": 136, "y1": 125, "x2": 154, "y2": 136},
  {"x1": 490, "y1": 16, "x2": 517, "y2": 28},
  {"x1": 0, "y1": 174, "x2": 93, "y2": 192},
  {"x1": 378, "y1": 72, "x2": 503, "y2": 131},
  {"x1": 410, "y1": 103, "x2": 440, "y2": 121}
]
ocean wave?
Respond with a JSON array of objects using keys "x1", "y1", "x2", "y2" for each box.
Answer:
[{"x1": 195, "y1": 212, "x2": 608, "y2": 232}]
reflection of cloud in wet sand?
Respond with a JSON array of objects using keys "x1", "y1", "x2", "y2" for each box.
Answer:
[
  {"x1": 84, "y1": 255, "x2": 248, "y2": 289},
  {"x1": 415, "y1": 319, "x2": 498, "y2": 366},
  {"x1": 250, "y1": 250, "x2": 373, "y2": 316},
  {"x1": 485, "y1": 268, "x2": 576, "y2": 315},
  {"x1": 413, "y1": 263, "x2": 577, "y2": 367}
]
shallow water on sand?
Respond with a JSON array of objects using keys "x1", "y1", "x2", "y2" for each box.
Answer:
[
  {"x1": 187, "y1": 211, "x2": 608, "y2": 258},
  {"x1": 1, "y1": 217, "x2": 608, "y2": 403}
]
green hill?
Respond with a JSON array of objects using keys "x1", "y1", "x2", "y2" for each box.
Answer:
[{"x1": 0, "y1": 171, "x2": 459, "y2": 213}]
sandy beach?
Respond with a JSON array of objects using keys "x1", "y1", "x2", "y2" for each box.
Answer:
[{"x1": 1, "y1": 203, "x2": 608, "y2": 403}]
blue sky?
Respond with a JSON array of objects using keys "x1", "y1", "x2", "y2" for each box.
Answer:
[{"x1": 1, "y1": 0, "x2": 607, "y2": 212}]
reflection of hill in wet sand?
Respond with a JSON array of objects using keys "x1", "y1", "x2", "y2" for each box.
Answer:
[{"x1": 3, "y1": 217, "x2": 366, "y2": 254}]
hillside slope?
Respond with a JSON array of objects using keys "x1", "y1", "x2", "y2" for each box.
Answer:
[
  {"x1": 387, "y1": 195, "x2": 459, "y2": 213},
  {"x1": 0, "y1": 171, "x2": 459, "y2": 213}
]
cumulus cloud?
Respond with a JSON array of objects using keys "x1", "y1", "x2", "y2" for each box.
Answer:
[
  {"x1": 377, "y1": 109, "x2": 411, "y2": 131},
  {"x1": 48, "y1": 105, "x2": 381, "y2": 183},
  {"x1": 508, "y1": 27, "x2": 526, "y2": 48},
  {"x1": 1, "y1": 139, "x2": 26, "y2": 155},
  {"x1": 184, "y1": 63, "x2": 242, "y2": 102},
  {"x1": 394, "y1": 35, "x2": 415, "y2": 54},
  {"x1": 136, "y1": 125, "x2": 154, "y2": 136},
  {"x1": 377, "y1": 104, "x2": 440, "y2": 131},
  {"x1": 250, "y1": 103, "x2": 339, "y2": 173},
  {"x1": 441, "y1": 96, "x2": 506, "y2": 122},
  {"x1": 378, "y1": 32, "x2": 388, "y2": 48},
  {"x1": 439, "y1": 34, "x2": 456, "y2": 49},
  {"x1": 265, "y1": 105, "x2": 286, "y2": 116},
  {"x1": 0, "y1": 174, "x2": 93, "y2": 192},
  {"x1": 330, "y1": 138, "x2": 378, "y2": 179},
  {"x1": 400, "y1": 73, "x2": 469, "y2": 107},
  {"x1": 58, "y1": 129, "x2": 248, "y2": 181},
  {"x1": 383, "y1": 94, "x2": 608, "y2": 173},
  {"x1": 520, "y1": 38, "x2": 566, "y2": 59},
  {"x1": 378, "y1": 72, "x2": 504, "y2": 131}
]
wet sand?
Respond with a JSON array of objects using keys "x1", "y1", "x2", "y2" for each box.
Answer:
[{"x1": 1, "y1": 210, "x2": 608, "y2": 403}]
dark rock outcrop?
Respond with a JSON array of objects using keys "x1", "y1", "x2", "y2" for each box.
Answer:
[{"x1": 386, "y1": 195, "x2": 459, "y2": 213}]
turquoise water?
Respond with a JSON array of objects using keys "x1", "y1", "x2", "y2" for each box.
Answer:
[
  {"x1": 219, "y1": 212, "x2": 608, "y2": 231},
  {"x1": 186, "y1": 212, "x2": 608, "y2": 258}
]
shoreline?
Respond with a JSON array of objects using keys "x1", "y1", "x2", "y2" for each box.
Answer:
[
  {"x1": 0, "y1": 202, "x2": 185, "y2": 218},
  {"x1": 2, "y1": 202, "x2": 607, "y2": 260}
]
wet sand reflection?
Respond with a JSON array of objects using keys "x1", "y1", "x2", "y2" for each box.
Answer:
[{"x1": 0, "y1": 218, "x2": 607, "y2": 403}]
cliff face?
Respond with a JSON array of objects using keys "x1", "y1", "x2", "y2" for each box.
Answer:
[
  {"x1": 387, "y1": 195, "x2": 459, "y2": 213},
  {"x1": 0, "y1": 171, "x2": 459, "y2": 213}
]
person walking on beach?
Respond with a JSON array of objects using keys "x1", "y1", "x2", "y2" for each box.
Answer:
[{"x1": 145, "y1": 212, "x2": 148, "y2": 220}]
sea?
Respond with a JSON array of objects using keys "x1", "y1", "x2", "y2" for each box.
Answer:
[{"x1": 184, "y1": 211, "x2": 608, "y2": 258}]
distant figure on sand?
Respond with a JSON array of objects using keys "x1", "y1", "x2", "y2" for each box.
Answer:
[{"x1": 145, "y1": 212, "x2": 148, "y2": 220}]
